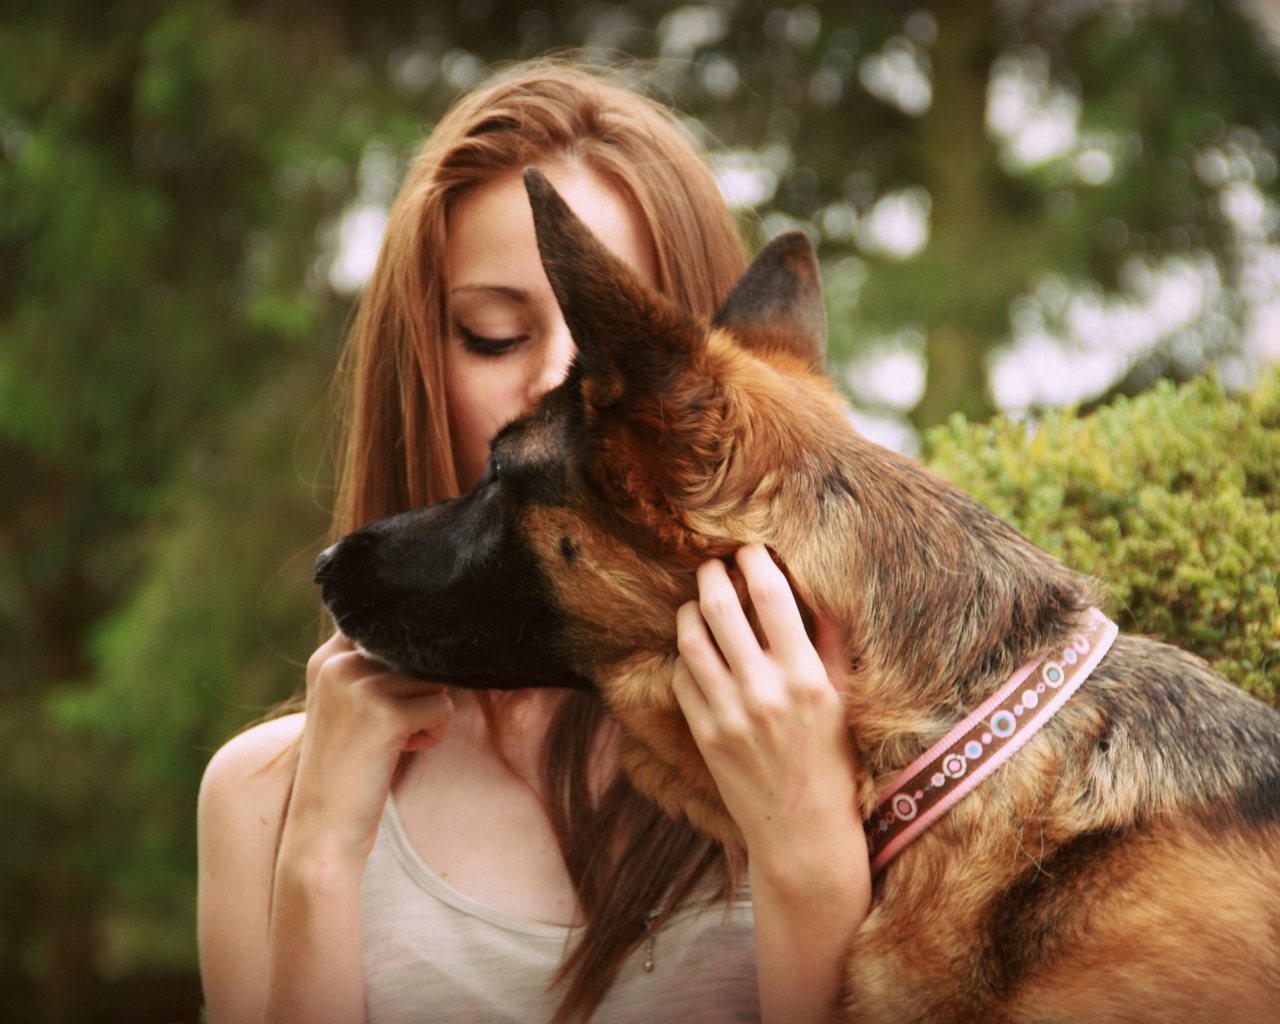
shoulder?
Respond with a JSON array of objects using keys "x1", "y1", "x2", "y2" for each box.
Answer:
[
  {"x1": 201, "y1": 712, "x2": 305, "y2": 800},
  {"x1": 204, "y1": 712, "x2": 305, "y2": 782},
  {"x1": 198, "y1": 714, "x2": 306, "y2": 1021},
  {"x1": 199, "y1": 713, "x2": 305, "y2": 849}
]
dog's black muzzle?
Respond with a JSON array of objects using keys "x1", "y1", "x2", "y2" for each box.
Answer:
[{"x1": 316, "y1": 492, "x2": 591, "y2": 690}]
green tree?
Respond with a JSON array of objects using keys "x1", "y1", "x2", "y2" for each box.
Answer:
[
  {"x1": 924, "y1": 369, "x2": 1280, "y2": 704},
  {"x1": 0, "y1": 2, "x2": 349, "y2": 1016},
  {"x1": 651, "y1": 0, "x2": 1280, "y2": 431}
]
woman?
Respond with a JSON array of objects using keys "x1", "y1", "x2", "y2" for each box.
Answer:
[{"x1": 198, "y1": 63, "x2": 871, "y2": 1024}]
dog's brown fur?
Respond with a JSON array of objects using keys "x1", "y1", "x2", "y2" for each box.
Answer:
[{"x1": 319, "y1": 169, "x2": 1280, "y2": 1022}]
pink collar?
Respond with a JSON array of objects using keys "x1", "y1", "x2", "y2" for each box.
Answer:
[{"x1": 865, "y1": 607, "x2": 1119, "y2": 875}]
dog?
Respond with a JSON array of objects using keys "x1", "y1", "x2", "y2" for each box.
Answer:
[{"x1": 317, "y1": 168, "x2": 1280, "y2": 1022}]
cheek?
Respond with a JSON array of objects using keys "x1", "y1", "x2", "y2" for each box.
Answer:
[
  {"x1": 441, "y1": 370, "x2": 494, "y2": 494},
  {"x1": 525, "y1": 507, "x2": 696, "y2": 665},
  {"x1": 445, "y1": 360, "x2": 519, "y2": 453}
]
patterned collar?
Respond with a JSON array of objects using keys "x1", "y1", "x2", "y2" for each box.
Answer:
[{"x1": 866, "y1": 607, "x2": 1119, "y2": 874}]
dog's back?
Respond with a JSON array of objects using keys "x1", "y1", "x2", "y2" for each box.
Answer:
[{"x1": 845, "y1": 634, "x2": 1280, "y2": 1023}]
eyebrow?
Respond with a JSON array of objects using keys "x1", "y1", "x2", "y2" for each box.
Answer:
[{"x1": 449, "y1": 284, "x2": 529, "y2": 302}]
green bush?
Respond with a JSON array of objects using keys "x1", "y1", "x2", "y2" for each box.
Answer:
[{"x1": 922, "y1": 370, "x2": 1280, "y2": 706}]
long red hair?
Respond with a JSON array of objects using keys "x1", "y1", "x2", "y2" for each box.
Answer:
[{"x1": 331, "y1": 62, "x2": 749, "y2": 1021}]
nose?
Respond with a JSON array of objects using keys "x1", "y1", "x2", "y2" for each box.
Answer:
[
  {"x1": 315, "y1": 531, "x2": 379, "y2": 587},
  {"x1": 529, "y1": 318, "x2": 576, "y2": 402},
  {"x1": 314, "y1": 542, "x2": 340, "y2": 582}
]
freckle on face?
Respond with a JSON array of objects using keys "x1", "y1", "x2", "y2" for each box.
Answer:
[{"x1": 442, "y1": 163, "x2": 658, "y2": 492}]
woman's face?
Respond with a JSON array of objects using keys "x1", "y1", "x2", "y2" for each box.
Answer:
[{"x1": 444, "y1": 163, "x2": 659, "y2": 492}]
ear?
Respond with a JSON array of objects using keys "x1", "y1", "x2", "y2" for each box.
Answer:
[
  {"x1": 713, "y1": 231, "x2": 826, "y2": 371},
  {"x1": 524, "y1": 167, "x2": 703, "y2": 409},
  {"x1": 525, "y1": 167, "x2": 736, "y2": 525}
]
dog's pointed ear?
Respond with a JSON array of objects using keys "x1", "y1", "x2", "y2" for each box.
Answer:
[
  {"x1": 713, "y1": 231, "x2": 826, "y2": 371},
  {"x1": 524, "y1": 167, "x2": 702, "y2": 408}
]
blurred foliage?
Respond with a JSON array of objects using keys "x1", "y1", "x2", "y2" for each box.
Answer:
[
  {"x1": 1, "y1": 1, "x2": 1279, "y2": 1021},
  {"x1": 0, "y1": 2, "x2": 354, "y2": 1018},
  {"x1": 925, "y1": 368, "x2": 1280, "y2": 703}
]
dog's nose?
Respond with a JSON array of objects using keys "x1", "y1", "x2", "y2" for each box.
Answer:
[
  {"x1": 314, "y1": 542, "x2": 340, "y2": 582},
  {"x1": 315, "y1": 530, "x2": 382, "y2": 588}
]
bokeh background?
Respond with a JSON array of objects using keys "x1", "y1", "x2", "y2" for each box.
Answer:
[{"x1": 2, "y1": 0, "x2": 1279, "y2": 1020}]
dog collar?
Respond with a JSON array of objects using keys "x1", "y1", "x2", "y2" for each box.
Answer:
[{"x1": 865, "y1": 607, "x2": 1118, "y2": 875}]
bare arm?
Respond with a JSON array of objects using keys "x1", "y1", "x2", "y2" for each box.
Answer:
[
  {"x1": 673, "y1": 545, "x2": 870, "y2": 1024},
  {"x1": 197, "y1": 636, "x2": 454, "y2": 1024},
  {"x1": 198, "y1": 713, "x2": 303, "y2": 1024}
]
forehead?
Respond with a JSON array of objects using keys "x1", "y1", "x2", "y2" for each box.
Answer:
[{"x1": 446, "y1": 164, "x2": 658, "y2": 291}]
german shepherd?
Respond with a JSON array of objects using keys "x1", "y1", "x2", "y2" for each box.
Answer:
[{"x1": 317, "y1": 168, "x2": 1280, "y2": 1022}]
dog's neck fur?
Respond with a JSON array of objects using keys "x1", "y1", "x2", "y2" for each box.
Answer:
[
  {"x1": 780, "y1": 427, "x2": 1094, "y2": 792},
  {"x1": 658, "y1": 351, "x2": 1093, "y2": 798}
]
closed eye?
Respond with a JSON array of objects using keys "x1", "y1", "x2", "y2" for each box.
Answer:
[{"x1": 459, "y1": 324, "x2": 527, "y2": 356}]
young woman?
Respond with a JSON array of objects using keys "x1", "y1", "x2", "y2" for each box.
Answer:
[{"x1": 198, "y1": 63, "x2": 871, "y2": 1024}]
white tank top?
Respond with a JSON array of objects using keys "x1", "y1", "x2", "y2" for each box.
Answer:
[{"x1": 361, "y1": 797, "x2": 759, "y2": 1024}]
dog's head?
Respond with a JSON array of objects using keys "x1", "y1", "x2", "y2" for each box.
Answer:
[
  {"x1": 317, "y1": 168, "x2": 1083, "y2": 841},
  {"x1": 316, "y1": 168, "x2": 865, "y2": 838},
  {"x1": 317, "y1": 167, "x2": 851, "y2": 674}
]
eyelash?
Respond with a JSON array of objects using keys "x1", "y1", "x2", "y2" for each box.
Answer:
[{"x1": 458, "y1": 324, "x2": 527, "y2": 356}]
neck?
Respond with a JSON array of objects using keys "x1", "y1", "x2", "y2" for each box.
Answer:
[{"x1": 443, "y1": 687, "x2": 621, "y2": 804}]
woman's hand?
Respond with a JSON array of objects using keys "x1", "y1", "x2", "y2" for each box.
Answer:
[
  {"x1": 259, "y1": 635, "x2": 454, "y2": 1024},
  {"x1": 289, "y1": 633, "x2": 455, "y2": 864},
  {"x1": 672, "y1": 544, "x2": 859, "y2": 862},
  {"x1": 672, "y1": 544, "x2": 870, "y2": 1024}
]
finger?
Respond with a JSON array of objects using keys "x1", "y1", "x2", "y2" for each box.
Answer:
[
  {"x1": 736, "y1": 545, "x2": 812, "y2": 667},
  {"x1": 676, "y1": 599, "x2": 737, "y2": 708},
  {"x1": 306, "y1": 631, "x2": 355, "y2": 687},
  {"x1": 324, "y1": 630, "x2": 354, "y2": 654},
  {"x1": 317, "y1": 648, "x2": 388, "y2": 688},
  {"x1": 378, "y1": 673, "x2": 449, "y2": 700},
  {"x1": 695, "y1": 558, "x2": 771, "y2": 681},
  {"x1": 814, "y1": 613, "x2": 849, "y2": 692},
  {"x1": 316, "y1": 638, "x2": 445, "y2": 696},
  {"x1": 672, "y1": 656, "x2": 750, "y2": 755},
  {"x1": 671, "y1": 656, "x2": 711, "y2": 733},
  {"x1": 400, "y1": 689, "x2": 455, "y2": 750}
]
